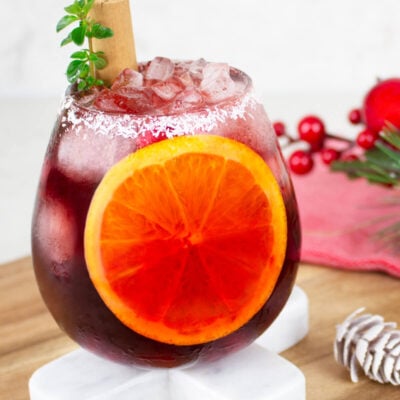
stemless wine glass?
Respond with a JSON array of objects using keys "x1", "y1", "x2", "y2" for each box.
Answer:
[{"x1": 31, "y1": 58, "x2": 300, "y2": 368}]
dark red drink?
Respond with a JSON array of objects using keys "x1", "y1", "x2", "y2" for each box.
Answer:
[{"x1": 32, "y1": 58, "x2": 300, "y2": 367}]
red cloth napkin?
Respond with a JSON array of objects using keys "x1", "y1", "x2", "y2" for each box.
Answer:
[{"x1": 290, "y1": 157, "x2": 400, "y2": 277}]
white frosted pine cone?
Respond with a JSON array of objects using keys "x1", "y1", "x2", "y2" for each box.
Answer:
[{"x1": 334, "y1": 308, "x2": 400, "y2": 385}]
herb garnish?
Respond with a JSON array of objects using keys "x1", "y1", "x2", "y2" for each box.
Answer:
[{"x1": 57, "y1": 0, "x2": 114, "y2": 90}]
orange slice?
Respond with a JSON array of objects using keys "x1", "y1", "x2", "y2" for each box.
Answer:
[{"x1": 84, "y1": 134, "x2": 287, "y2": 345}]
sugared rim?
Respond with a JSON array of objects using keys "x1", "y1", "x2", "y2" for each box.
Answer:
[{"x1": 59, "y1": 63, "x2": 258, "y2": 140}]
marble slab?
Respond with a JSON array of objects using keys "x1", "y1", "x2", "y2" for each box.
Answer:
[{"x1": 29, "y1": 286, "x2": 308, "y2": 400}]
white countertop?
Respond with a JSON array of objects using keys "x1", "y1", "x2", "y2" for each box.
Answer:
[{"x1": 0, "y1": 92, "x2": 361, "y2": 264}]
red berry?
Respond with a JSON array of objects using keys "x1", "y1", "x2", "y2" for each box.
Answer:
[
  {"x1": 356, "y1": 129, "x2": 378, "y2": 150},
  {"x1": 363, "y1": 78, "x2": 400, "y2": 134},
  {"x1": 273, "y1": 121, "x2": 286, "y2": 137},
  {"x1": 342, "y1": 154, "x2": 359, "y2": 161},
  {"x1": 348, "y1": 108, "x2": 362, "y2": 124},
  {"x1": 320, "y1": 148, "x2": 340, "y2": 165},
  {"x1": 297, "y1": 116, "x2": 326, "y2": 150},
  {"x1": 289, "y1": 150, "x2": 314, "y2": 175}
]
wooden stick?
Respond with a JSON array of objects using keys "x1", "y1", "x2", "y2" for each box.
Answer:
[{"x1": 89, "y1": 0, "x2": 138, "y2": 85}]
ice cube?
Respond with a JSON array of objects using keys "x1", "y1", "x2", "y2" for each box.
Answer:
[
  {"x1": 145, "y1": 57, "x2": 175, "y2": 81},
  {"x1": 95, "y1": 88, "x2": 155, "y2": 115},
  {"x1": 35, "y1": 198, "x2": 77, "y2": 266},
  {"x1": 200, "y1": 62, "x2": 237, "y2": 103},
  {"x1": 188, "y1": 58, "x2": 207, "y2": 83},
  {"x1": 176, "y1": 71, "x2": 194, "y2": 88},
  {"x1": 174, "y1": 61, "x2": 190, "y2": 77},
  {"x1": 152, "y1": 80, "x2": 182, "y2": 101},
  {"x1": 111, "y1": 68, "x2": 144, "y2": 90},
  {"x1": 57, "y1": 129, "x2": 135, "y2": 183},
  {"x1": 169, "y1": 88, "x2": 204, "y2": 113},
  {"x1": 94, "y1": 89, "x2": 129, "y2": 113}
]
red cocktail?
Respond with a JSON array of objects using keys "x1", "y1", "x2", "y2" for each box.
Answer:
[{"x1": 32, "y1": 58, "x2": 300, "y2": 367}]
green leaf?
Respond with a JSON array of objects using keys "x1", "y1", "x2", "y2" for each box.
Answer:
[
  {"x1": 88, "y1": 53, "x2": 99, "y2": 61},
  {"x1": 79, "y1": 63, "x2": 90, "y2": 78},
  {"x1": 56, "y1": 15, "x2": 78, "y2": 32},
  {"x1": 71, "y1": 50, "x2": 88, "y2": 60},
  {"x1": 71, "y1": 25, "x2": 87, "y2": 45},
  {"x1": 58, "y1": 0, "x2": 113, "y2": 91},
  {"x1": 94, "y1": 57, "x2": 107, "y2": 70},
  {"x1": 88, "y1": 51, "x2": 105, "y2": 60},
  {"x1": 86, "y1": 76, "x2": 96, "y2": 86},
  {"x1": 90, "y1": 23, "x2": 114, "y2": 39},
  {"x1": 64, "y1": 2, "x2": 82, "y2": 16},
  {"x1": 66, "y1": 59, "x2": 85, "y2": 82},
  {"x1": 78, "y1": 80, "x2": 88, "y2": 91},
  {"x1": 83, "y1": 0, "x2": 95, "y2": 15},
  {"x1": 60, "y1": 34, "x2": 73, "y2": 47}
]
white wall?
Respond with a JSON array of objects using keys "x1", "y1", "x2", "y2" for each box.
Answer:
[
  {"x1": 2, "y1": 0, "x2": 400, "y2": 97},
  {"x1": 1, "y1": 0, "x2": 400, "y2": 263}
]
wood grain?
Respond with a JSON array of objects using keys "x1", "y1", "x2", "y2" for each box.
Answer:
[{"x1": 1, "y1": 257, "x2": 400, "y2": 400}]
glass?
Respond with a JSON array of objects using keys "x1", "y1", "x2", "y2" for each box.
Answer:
[{"x1": 31, "y1": 60, "x2": 300, "y2": 368}]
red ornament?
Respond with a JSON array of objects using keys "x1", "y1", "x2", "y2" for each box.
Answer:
[{"x1": 363, "y1": 78, "x2": 400, "y2": 134}]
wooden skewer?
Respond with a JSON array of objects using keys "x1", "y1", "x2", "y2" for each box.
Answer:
[{"x1": 89, "y1": 0, "x2": 138, "y2": 85}]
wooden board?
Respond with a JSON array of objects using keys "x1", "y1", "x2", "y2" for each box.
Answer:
[{"x1": 1, "y1": 257, "x2": 400, "y2": 400}]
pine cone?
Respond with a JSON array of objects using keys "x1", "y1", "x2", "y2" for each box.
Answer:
[{"x1": 334, "y1": 308, "x2": 400, "y2": 385}]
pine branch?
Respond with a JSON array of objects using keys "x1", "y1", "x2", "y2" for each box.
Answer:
[
  {"x1": 331, "y1": 126, "x2": 400, "y2": 187},
  {"x1": 331, "y1": 126, "x2": 400, "y2": 253}
]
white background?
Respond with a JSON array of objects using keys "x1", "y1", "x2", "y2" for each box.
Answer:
[
  {"x1": 3, "y1": 0, "x2": 400, "y2": 96},
  {"x1": 1, "y1": 0, "x2": 400, "y2": 263}
]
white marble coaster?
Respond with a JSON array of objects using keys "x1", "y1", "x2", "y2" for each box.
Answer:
[
  {"x1": 256, "y1": 286, "x2": 309, "y2": 353},
  {"x1": 29, "y1": 286, "x2": 308, "y2": 400}
]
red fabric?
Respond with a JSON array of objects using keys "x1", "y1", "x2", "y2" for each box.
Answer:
[{"x1": 290, "y1": 157, "x2": 400, "y2": 277}]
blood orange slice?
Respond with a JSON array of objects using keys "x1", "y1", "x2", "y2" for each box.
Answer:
[{"x1": 84, "y1": 134, "x2": 287, "y2": 345}]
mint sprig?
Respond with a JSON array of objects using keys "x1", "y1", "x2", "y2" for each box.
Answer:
[{"x1": 57, "y1": 0, "x2": 114, "y2": 90}]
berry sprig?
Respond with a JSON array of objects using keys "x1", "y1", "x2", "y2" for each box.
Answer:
[
  {"x1": 275, "y1": 79, "x2": 400, "y2": 253},
  {"x1": 275, "y1": 78, "x2": 400, "y2": 188},
  {"x1": 334, "y1": 78, "x2": 400, "y2": 186},
  {"x1": 273, "y1": 116, "x2": 352, "y2": 175},
  {"x1": 57, "y1": 0, "x2": 114, "y2": 90},
  {"x1": 275, "y1": 115, "x2": 400, "y2": 187}
]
